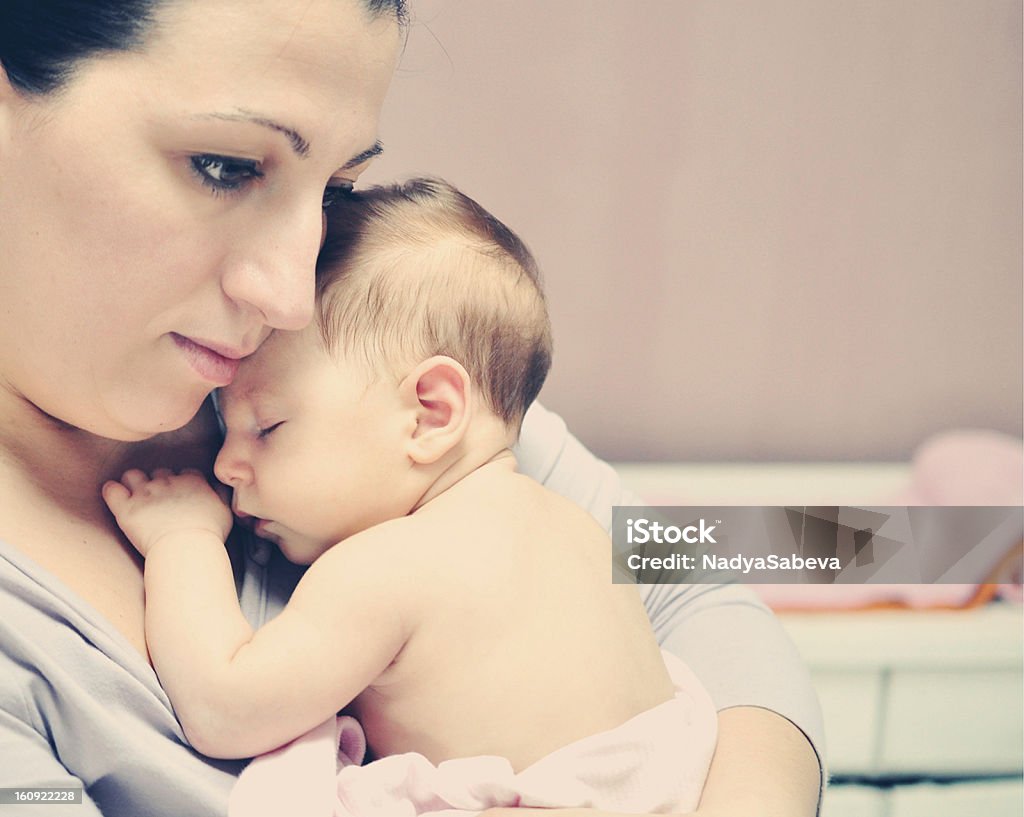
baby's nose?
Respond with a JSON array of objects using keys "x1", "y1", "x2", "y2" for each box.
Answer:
[{"x1": 213, "y1": 446, "x2": 252, "y2": 488}]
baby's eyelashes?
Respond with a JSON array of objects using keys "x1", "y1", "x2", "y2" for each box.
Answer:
[{"x1": 257, "y1": 421, "x2": 284, "y2": 439}]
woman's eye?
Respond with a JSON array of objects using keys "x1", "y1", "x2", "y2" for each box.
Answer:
[
  {"x1": 322, "y1": 183, "x2": 354, "y2": 209},
  {"x1": 190, "y1": 155, "x2": 264, "y2": 194},
  {"x1": 257, "y1": 421, "x2": 284, "y2": 439}
]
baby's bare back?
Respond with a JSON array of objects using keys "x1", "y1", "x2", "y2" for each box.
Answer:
[{"x1": 350, "y1": 467, "x2": 675, "y2": 771}]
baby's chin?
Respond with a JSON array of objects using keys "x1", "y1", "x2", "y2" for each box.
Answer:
[{"x1": 269, "y1": 528, "x2": 333, "y2": 566}]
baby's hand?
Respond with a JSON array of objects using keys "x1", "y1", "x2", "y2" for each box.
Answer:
[{"x1": 102, "y1": 468, "x2": 234, "y2": 557}]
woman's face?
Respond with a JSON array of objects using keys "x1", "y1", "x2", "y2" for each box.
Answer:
[{"x1": 0, "y1": 0, "x2": 400, "y2": 440}]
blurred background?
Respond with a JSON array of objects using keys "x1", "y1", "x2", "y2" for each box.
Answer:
[{"x1": 363, "y1": 0, "x2": 1022, "y2": 463}]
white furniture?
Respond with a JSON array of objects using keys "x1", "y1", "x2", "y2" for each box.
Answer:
[{"x1": 783, "y1": 605, "x2": 1023, "y2": 817}]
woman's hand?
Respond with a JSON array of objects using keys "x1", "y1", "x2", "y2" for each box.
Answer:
[
  {"x1": 482, "y1": 706, "x2": 821, "y2": 817},
  {"x1": 102, "y1": 468, "x2": 233, "y2": 556}
]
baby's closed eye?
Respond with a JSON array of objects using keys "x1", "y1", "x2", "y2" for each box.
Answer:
[{"x1": 258, "y1": 421, "x2": 284, "y2": 439}]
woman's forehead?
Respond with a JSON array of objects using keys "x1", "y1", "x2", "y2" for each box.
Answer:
[{"x1": 125, "y1": 0, "x2": 400, "y2": 154}]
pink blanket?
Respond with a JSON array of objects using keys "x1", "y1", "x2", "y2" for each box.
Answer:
[{"x1": 229, "y1": 650, "x2": 717, "y2": 817}]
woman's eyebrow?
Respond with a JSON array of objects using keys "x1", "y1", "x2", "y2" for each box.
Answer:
[
  {"x1": 190, "y1": 111, "x2": 384, "y2": 169},
  {"x1": 194, "y1": 110, "x2": 310, "y2": 157},
  {"x1": 342, "y1": 141, "x2": 384, "y2": 169}
]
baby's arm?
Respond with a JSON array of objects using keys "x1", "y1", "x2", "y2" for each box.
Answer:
[{"x1": 102, "y1": 470, "x2": 410, "y2": 759}]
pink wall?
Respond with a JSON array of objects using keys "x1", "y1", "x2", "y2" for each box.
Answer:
[{"x1": 364, "y1": 0, "x2": 1023, "y2": 461}]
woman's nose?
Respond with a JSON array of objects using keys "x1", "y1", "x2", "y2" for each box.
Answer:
[{"x1": 221, "y1": 201, "x2": 322, "y2": 330}]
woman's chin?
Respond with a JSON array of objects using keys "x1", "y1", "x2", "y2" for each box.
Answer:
[{"x1": 100, "y1": 387, "x2": 212, "y2": 442}]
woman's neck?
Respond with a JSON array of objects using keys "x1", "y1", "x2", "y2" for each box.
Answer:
[{"x1": 0, "y1": 386, "x2": 220, "y2": 526}]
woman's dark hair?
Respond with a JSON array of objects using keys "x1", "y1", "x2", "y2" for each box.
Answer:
[{"x1": 0, "y1": 0, "x2": 408, "y2": 96}]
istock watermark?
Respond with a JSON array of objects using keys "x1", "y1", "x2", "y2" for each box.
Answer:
[
  {"x1": 624, "y1": 517, "x2": 719, "y2": 545},
  {"x1": 612, "y1": 506, "x2": 1023, "y2": 585}
]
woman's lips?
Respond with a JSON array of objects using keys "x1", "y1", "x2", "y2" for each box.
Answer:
[{"x1": 171, "y1": 333, "x2": 242, "y2": 385}]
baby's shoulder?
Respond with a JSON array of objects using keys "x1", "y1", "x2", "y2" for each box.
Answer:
[
  {"x1": 316, "y1": 514, "x2": 434, "y2": 573},
  {"x1": 296, "y1": 516, "x2": 442, "y2": 619},
  {"x1": 440, "y1": 479, "x2": 606, "y2": 570}
]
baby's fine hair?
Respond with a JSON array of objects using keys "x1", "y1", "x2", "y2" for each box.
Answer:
[{"x1": 316, "y1": 177, "x2": 553, "y2": 431}]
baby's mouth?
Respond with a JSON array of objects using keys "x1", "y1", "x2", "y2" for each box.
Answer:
[
  {"x1": 253, "y1": 519, "x2": 284, "y2": 547},
  {"x1": 233, "y1": 505, "x2": 281, "y2": 543},
  {"x1": 232, "y1": 506, "x2": 260, "y2": 530}
]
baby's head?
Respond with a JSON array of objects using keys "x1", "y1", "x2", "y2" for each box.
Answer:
[
  {"x1": 215, "y1": 177, "x2": 552, "y2": 564},
  {"x1": 314, "y1": 176, "x2": 551, "y2": 433}
]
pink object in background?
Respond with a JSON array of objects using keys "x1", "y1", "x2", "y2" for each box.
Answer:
[
  {"x1": 887, "y1": 430, "x2": 1024, "y2": 507},
  {"x1": 754, "y1": 430, "x2": 1024, "y2": 611}
]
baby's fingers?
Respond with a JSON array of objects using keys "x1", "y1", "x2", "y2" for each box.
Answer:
[
  {"x1": 101, "y1": 479, "x2": 131, "y2": 513},
  {"x1": 118, "y1": 468, "x2": 151, "y2": 492},
  {"x1": 102, "y1": 468, "x2": 154, "y2": 514}
]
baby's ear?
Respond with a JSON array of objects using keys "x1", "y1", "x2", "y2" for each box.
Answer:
[{"x1": 399, "y1": 356, "x2": 472, "y2": 465}]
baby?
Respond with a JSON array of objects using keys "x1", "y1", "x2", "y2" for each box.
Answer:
[{"x1": 103, "y1": 178, "x2": 716, "y2": 816}]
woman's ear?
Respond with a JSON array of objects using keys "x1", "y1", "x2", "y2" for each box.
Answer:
[
  {"x1": 0, "y1": 64, "x2": 17, "y2": 147},
  {"x1": 399, "y1": 356, "x2": 472, "y2": 465},
  {"x1": 0, "y1": 62, "x2": 15, "y2": 102},
  {"x1": 0, "y1": 63, "x2": 28, "y2": 156}
]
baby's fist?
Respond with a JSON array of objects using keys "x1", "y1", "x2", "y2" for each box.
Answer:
[{"x1": 103, "y1": 468, "x2": 233, "y2": 557}]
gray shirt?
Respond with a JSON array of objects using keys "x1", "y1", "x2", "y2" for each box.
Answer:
[{"x1": 0, "y1": 404, "x2": 823, "y2": 816}]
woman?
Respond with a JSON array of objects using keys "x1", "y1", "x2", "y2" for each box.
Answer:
[{"x1": 0, "y1": 1, "x2": 823, "y2": 815}]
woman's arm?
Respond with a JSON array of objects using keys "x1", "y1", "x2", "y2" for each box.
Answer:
[
  {"x1": 482, "y1": 708, "x2": 821, "y2": 817},
  {"x1": 689, "y1": 706, "x2": 822, "y2": 817},
  {"x1": 513, "y1": 403, "x2": 825, "y2": 815}
]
